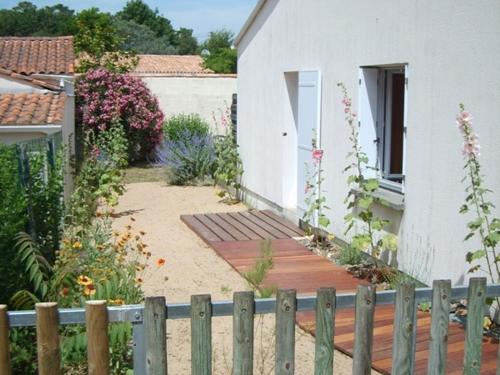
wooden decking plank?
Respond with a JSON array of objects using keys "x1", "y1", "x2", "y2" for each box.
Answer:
[
  {"x1": 193, "y1": 214, "x2": 236, "y2": 242},
  {"x1": 249, "y1": 210, "x2": 301, "y2": 238},
  {"x1": 204, "y1": 213, "x2": 250, "y2": 241},
  {"x1": 227, "y1": 212, "x2": 278, "y2": 239},
  {"x1": 238, "y1": 211, "x2": 289, "y2": 239},
  {"x1": 180, "y1": 214, "x2": 221, "y2": 243},
  {"x1": 260, "y1": 210, "x2": 305, "y2": 236},
  {"x1": 181, "y1": 211, "x2": 499, "y2": 374},
  {"x1": 215, "y1": 213, "x2": 264, "y2": 240}
]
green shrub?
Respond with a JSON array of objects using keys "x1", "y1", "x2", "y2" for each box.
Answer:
[
  {"x1": 338, "y1": 244, "x2": 362, "y2": 266},
  {"x1": 0, "y1": 140, "x2": 64, "y2": 303},
  {"x1": 163, "y1": 114, "x2": 210, "y2": 142}
]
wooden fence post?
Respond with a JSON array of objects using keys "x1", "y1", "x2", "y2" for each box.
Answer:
[
  {"x1": 0, "y1": 305, "x2": 11, "y2": 375},
  {"x1": 36, "y1": 302, "x2": 61, "y2": 375},
  {"x1": 352, "y1": 284, "x2": 376, "y2": 375},
  {"x1": 314, "y1": 288, "x2": 335, "y2": 375},
  {"x1": 86, "y1": 300, "x2": 109, "y2": 375},
  {"x1": 391, "y1": 281, "x2": 417, "y2": 374},
  {"x1": 464, "y1": 278, "x2": 486, "y2": 375},
  {"x1": 233, "y1": 291, "x2": 254, "y2": 375},
  {"x1": 145, "y1": 296, "x2": 167, "y2": 375},
  {"x1": 275, "y1": 289, "x2": 296, "y2": 375},
  {"x1": 191, "y1": 294, "x2": 212, "y2": 375},
  {"x1": 427, "y1": 280, "x2": 451, "y2": 375}
]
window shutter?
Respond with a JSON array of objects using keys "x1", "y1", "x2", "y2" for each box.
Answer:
[
  {"x1": 297, "y1": 70, "x2": 321, "y2": 214},
  {"x1": 358, "y1": 68, "x2": 380, "y2": 178}
]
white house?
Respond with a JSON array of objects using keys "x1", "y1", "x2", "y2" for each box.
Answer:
[
  {"x1": 131, "y1": 55, "x2": 236, "y2": 129},
  {"x1": 0, "y1": 36, "x2": 76, "y2": 198},
  {"x1": 235, "y1": 0, "x2": 500, "y2": 285}
]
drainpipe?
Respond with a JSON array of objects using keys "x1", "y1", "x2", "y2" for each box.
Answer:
[{"x1": 62, "y1": 79, "x2": 75, "y2": 202}]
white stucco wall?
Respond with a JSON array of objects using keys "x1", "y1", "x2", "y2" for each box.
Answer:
[
  {"x1": 0, "y1": 77, "x2": 44, "y2": 93},
  {"x1": 137, "y1": 76, "x2": 237, "y2": 130},
  {"x1": 237, "y1": 0, "x2": 500, "y2": 285}
]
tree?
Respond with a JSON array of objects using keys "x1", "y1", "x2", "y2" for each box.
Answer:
[
  {"x1": 117, "y1": 0, "x2": 176, "y2": 44},
  {"x1": 200, "y1": 29, "x2": 237, "y2": 73},
  {"x1": 0, "y1": 2, "x2": 74, "y2": 36},
  {"x1": 114, "y1": 18, "x2": 177, "y2": 54},
  {"x1": 73, "y1": 8, "x2": 137, "y2": 73},
  {"x1": 175, "y1": 28, "x2": 198, "y2": 55}
]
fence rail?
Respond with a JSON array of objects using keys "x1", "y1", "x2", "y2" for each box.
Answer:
[{"x1": 1, "y1": 279, "x2": 500, "y2": 374}]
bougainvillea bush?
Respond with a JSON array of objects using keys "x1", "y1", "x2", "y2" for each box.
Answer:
[{"x1": 76, "y1": 69, "x2": 164, "y2": 160}]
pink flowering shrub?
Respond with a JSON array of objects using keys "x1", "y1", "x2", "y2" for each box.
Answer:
[{"x1": 76, "y1": 69, "x2": 164, "y2": 160}]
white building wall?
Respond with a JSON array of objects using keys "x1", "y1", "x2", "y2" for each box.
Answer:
[
  {"x1": 237, "y1": 0, "x2": 500, "y2": 285},
  {"x1": 137, "y1": 76, "x2": 237, "y2": 131},
  {"x1": 0, "y1": 77, "x2": 44, "y2": 93}
]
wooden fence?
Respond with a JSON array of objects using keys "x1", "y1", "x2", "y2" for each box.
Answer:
[{"x1": 1, "y1": 278, "x2": 500, "y2": 374}]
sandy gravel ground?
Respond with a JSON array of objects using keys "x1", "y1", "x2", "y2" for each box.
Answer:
[{"x1": 114, "y1": 181, "x2": 371, "y2": 374}]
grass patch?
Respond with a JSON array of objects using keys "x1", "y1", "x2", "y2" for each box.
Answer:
[
  {"x1": 123, "y1": 163, "x2": 168, "y2": 184},
  {"x1": 244, "y1": 239, "x2": 277, "y2": 298}
]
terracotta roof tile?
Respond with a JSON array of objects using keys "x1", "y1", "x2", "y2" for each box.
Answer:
[
  {"x1": 132, "y1": 55, "x2": 215, "y2": 75},
  {"x1": 0, "y1": 36, "x2": 74, "y2": 75},
  {"x1": 0, "y1": 92, "x2": 66, "y2": 126}
]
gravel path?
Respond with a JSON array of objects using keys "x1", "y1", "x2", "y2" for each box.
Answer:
[{"x1": 114, "y1": 181, "x2": 366, "y2": 374}]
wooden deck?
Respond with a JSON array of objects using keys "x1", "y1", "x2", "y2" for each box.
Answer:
[{"x1": 181, "y1": 210, "x2": 500, "y2": 374}]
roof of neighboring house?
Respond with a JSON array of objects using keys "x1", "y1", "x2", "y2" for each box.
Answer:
[
  {"x1": 0, "y1": 36, "x2": 74, "y2": 75},
  {"x1": 0, "y1": 36, "x2": 74, "y2": 91},
  {"x1": 235, "y1": 0, "x2": 268, "y2": 46},
  {"x1": 0, "y1": 92, "x2": 66, "y2": 126},
  {"x1": 132, "y1": 55, "x2": 236, "y2": 77}
]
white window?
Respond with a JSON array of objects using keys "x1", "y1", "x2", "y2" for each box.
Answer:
[{"x1": 358, "y1": 65, "x2": 408, "y2": 193}]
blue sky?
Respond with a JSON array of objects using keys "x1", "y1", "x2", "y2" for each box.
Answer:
[{"x1": 1, "y1": 0, "x2": 258, "y2": 41}]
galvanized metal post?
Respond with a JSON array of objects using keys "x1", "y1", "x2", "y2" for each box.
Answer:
[{"x1": 133, "y1": 322, "x2": 147, "y2": 375}]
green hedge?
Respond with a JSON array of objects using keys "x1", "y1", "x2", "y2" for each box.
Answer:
[{"x1": 0, "y1": 135, "x2": 64, "y2": 303}]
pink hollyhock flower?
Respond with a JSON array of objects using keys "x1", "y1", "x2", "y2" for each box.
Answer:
[
  {"x1": 312, "y1": 149, "x2": 324, "y2": 163},
  {"x1": 305, "y1": 182, "x2": 313, "y2": 194},
  {"x1": 462, "y1": 133, "x2": 481, "y2": 157}
]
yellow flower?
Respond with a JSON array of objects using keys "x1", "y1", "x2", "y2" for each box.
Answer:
[
  {"x1": 110, "y1": 299, "x2": 125, "y2": 305},
  {"x1": 135, "y1": 277, "x2": 143, "y2": 284},
  {"x1": 96, "y1": 244, "x2": 105, "y2": 251},
  {"x1": 77, "y1": 275, "x2": 93, "y2": 286},
  {"x1": 83, "y1": 284, "x2": 96, "y2": 296},
  {"x1": 72, "y1": 241, "x2": 82, "y2": 249}
]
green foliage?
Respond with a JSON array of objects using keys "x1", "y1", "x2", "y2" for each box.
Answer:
[
  {"x1": 0, "y1": 2, "x2": 74, "y2": 36},
  {"x1": 96, "y1": 121, "x2": 130, "y2": 169},
  {"x1": 212, "y1": 109, "x2": 243, "y2": 203},
  {"x1": 301, "y1": 136, "x2": 330, "y2": 242},
  {"x1": 244, "y1": 239, "x2": 277, "y2": 298},
  {"x1": 200, "y1": 29, "x2": 237, "y2": 73},
  {"x1": 163, "y1": 114, "x2": 210, "y2": 143},
  {"x1": 338, "y1": 244, "x2": 363, "y2": 266},
  {"x1": 117, "y1": 0, "x2": 176, "y2": 42},
  {"x1": 175, "y1": 27, "x2": 198, "y2": 55},
  {"x1": 338, "y1": 82, "x2": 397, "y2": 267},
  {"x1": 203, "y1": 48, "x2": 237, "y2": 74},
  {"x1": 11, "y1": 233, "x2": 52, "y2": 308},
  {"x1": 0, "y1": 139, "x2": 63, "y2": 304},
  {"x1": 73, "y1": 8, "x2": 138, "y2": 73},
  {"x1": 114, "y1": 19, "x2": 177, "y2": 55},
  {"x1": 457, "y1": 104, "x2": 500, "y2": 283}
]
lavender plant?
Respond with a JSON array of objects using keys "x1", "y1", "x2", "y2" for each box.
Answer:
[
  {"x1": 155, "y1": 129, "x2": 216, "y2": 185},
  {"x1": 456, "y1": 104, "x2": 500, "y2": 284},
  {"x1": 338, "y1": 83, "x2": 396, "y2": 266}
]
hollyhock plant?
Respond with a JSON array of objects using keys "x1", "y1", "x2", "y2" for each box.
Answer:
[
  {"x1": 76, "y1": 69, "x2": 164, "y2": 160},
  {"x1": 456, "y1": 104, "x2": 500, "y2": 286}
]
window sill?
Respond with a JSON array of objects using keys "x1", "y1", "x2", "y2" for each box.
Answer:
[{"x1": 350, "y1": 186, "x2": 405, "y2": 212}]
